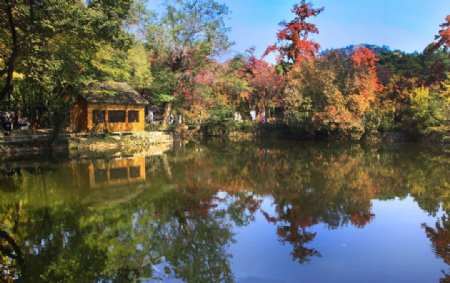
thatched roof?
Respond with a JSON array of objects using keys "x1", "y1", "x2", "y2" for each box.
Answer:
[{"x1": 81, "y1": 82, "x2": 149, "y2": 105}]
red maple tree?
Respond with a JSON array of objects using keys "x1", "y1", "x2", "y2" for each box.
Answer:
[
  {"x1": 265, "y1": 0, "x2": 324, "y2": 65},
  {"x1": 243, "y1": 48, "x2": 285, "y2": 118},
  {"x1": 350, "y1": 47, "x2": 382, "y2": 114},
  {"x1": 428, "y1": 15, "x2": 450, "y2": 52}
]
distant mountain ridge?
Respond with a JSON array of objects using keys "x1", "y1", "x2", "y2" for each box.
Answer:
[{"x1": 321, "y1": 44, "x2": 392, "y2": 56}]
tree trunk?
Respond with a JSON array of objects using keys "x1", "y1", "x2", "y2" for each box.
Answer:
[
  {"x1": 0, "y1": 229, "x2": 22, "y2": 262},
  {"x1": 0, "y1": 2, "x2": 19, "y2": 101},
  {"x1": 161, "y1": 102, "x2": 172, "y2": 130}
]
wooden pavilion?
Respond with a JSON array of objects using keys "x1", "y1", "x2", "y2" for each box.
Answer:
[{"x1": 70, "y1": 82, "x2": 148, "y2": 133}]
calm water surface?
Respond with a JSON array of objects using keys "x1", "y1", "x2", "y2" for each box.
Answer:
[{"x1": 0, "y1": 140, "x2": 448, "y2": 283}]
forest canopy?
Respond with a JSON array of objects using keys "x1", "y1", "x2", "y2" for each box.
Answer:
[{"x1": 0, "y1": 0, "x2": 448, "y2": 140}]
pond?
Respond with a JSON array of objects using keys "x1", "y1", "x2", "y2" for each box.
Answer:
[{"x1": 0, "y1": 140, "x2": 448, "y2": 283}]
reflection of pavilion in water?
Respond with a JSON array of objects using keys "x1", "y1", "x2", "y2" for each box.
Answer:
[{"x1": 70, "y1": 156, "x2": 146, "y2": 189}]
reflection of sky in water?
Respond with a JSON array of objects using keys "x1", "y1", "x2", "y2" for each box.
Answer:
[{"x1": 230, "y1": 197, "x2": 446, "y2": 283}]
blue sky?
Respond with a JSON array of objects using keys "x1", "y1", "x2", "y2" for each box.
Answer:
[{"x1": 149, "y1": 0, "x2": 449, "y2": 61}]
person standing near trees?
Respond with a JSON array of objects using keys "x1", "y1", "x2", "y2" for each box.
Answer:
[{"x1": 2, "y1": 112, "x2": 12, "y2": 136}]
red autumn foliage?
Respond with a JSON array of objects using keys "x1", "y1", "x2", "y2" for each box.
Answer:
[
  {"x1": 265, "y1": 0, "x2": 324, "y2": 65},
  {"x1": 352, "y1": 47, "x2": 381, "y2": 92},
  {"x1": 195, "y1": 69, "x2": 215, "y2": 85},
  {"x1": 428, "y1": 15, "x2": 450, "y2": 52},
  {"x1": 242, "y1": 49, "x2": 285, "y2": 113},
  {"x1": 423, "y1": 215, "x2": 450, "y2": 266},
  {"x1": 350, "y1": 212, "x2": 374, "y2": 228},
  {"x1": 350, "y1": 47, "x2": 382, "y2": 114},
  {"x1": 352, "y1": 47, "x2": 378, "y2": 69}
]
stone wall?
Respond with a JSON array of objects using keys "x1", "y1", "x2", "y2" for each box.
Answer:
[
  {"x1": 69, "y1": 131, "x2": 173, "y2": 155},
  {"x1": 0, "y1": 131, "x2": 173, "y2": 159}
]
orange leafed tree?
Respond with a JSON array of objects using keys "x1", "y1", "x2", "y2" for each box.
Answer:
[
  {"x1": 265, "y1": 0, "x2": 324, "y2": 65},
  {"x1": 427, "y1": 15, "x2": 450, "y2": 52},
  {"x1": 349, "y1": 47, "x2": 382, "y2": 115}
]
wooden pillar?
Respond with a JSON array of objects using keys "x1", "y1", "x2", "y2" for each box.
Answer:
[{"x1": 105, "y1": 105, "x2": 109, "y2": 132}]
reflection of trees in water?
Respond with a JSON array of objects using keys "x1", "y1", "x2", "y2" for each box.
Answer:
[
  {"x1": 1, "y1": 204, "x2": 111, "y2": 282},
  {"x1": 170, "y1": 143, "x2": 380, "y2": 262},
  {"x1": 150, "y1": 189, "x2": 235, "y2": 283},
  {"x1": 0, "y1": 229, "x2": 22, "y2": 282},
  {"x1": 423, "y1": 214, "x2": 450, "y2": 283},
  {"x1": 0, "y1": 166, "x2": 260, "y2": 282},
  {"x1": 164, "y1": 141, "x2": 448, "y2": 264},
  {"x1": 0, "y1": 142, "x2": 448, "y2": 281},
  {"x1": 262, "y1": 208, "x2": 320, "y2": 263}
]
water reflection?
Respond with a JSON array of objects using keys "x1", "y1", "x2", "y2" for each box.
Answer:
[
  {"x1": 0, "y1": 141, "x2": 449, "y2": 282},
  {"x1": 85, "y1": 157, "x2": 146, "y2": 189},
  {"x1": 423, "y1": 215, "x2": 450, "y2": 282}
]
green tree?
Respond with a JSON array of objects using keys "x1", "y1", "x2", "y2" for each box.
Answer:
[
  {"x1": 146, "y1": 0, "x2": 231, "y2": 127},
  {"x1": 91, "y1": 42, "x2": 153, "y2": 90},
  {"x1": 0, "y1": 0, "x2": 133, "y2": 101},
  {"x1": 0, "y1": 1, "x2": 135, "y2": 143},
  {"x1": 405, "y1": 84, "x2": 449, "y2": 136}
]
